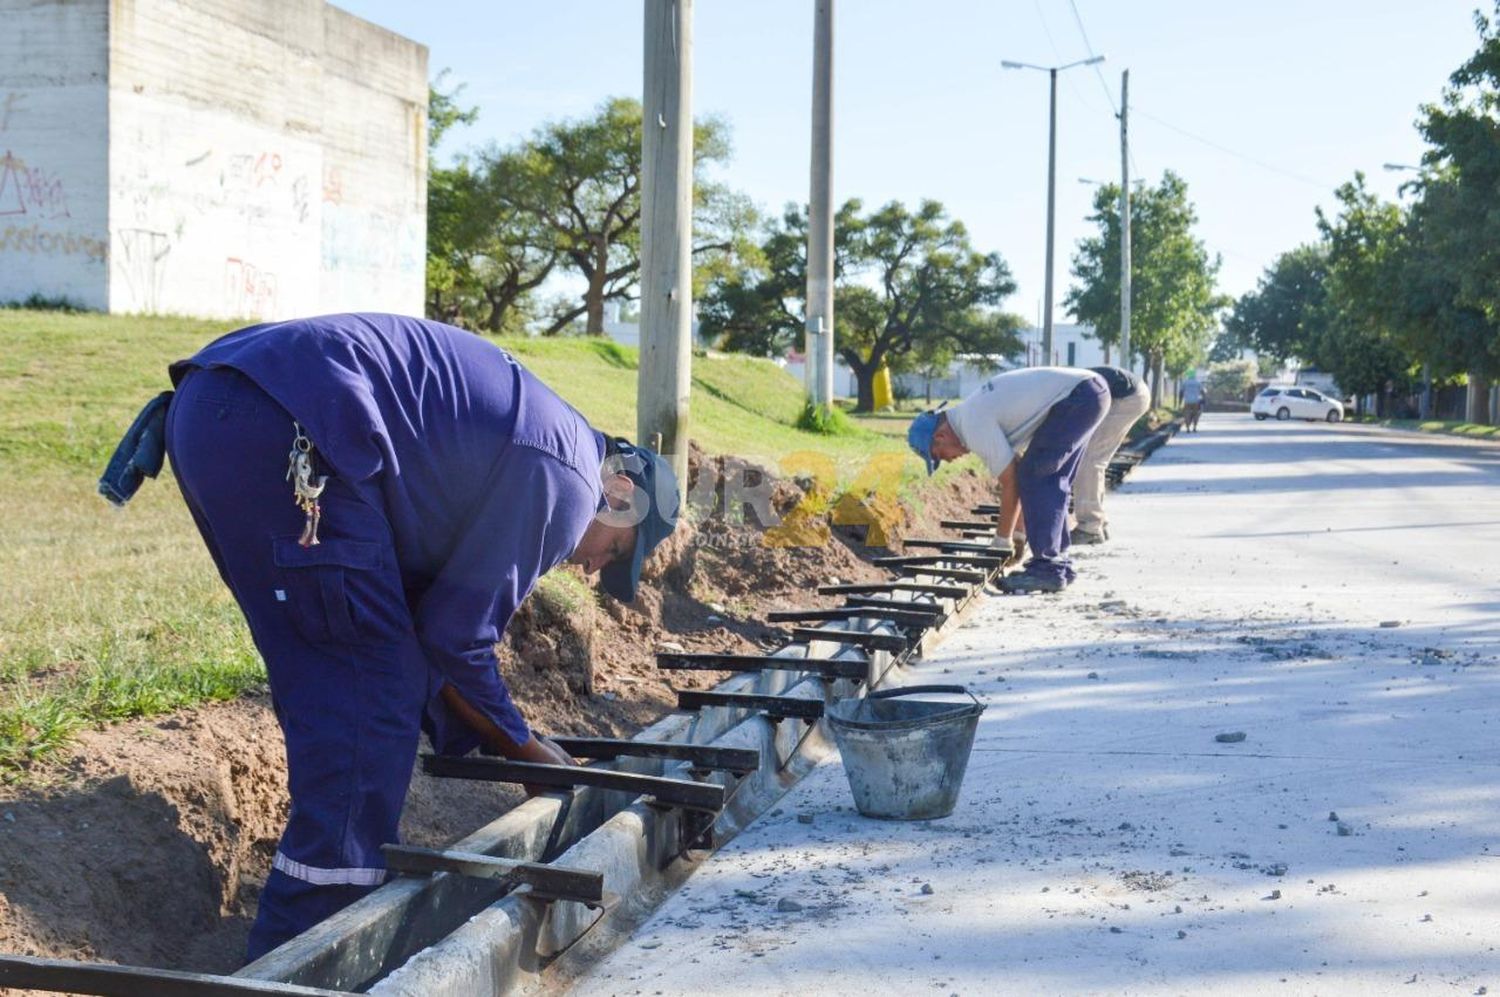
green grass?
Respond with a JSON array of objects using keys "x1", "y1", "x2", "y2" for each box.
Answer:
[
  {"x1": 0, "y1": 310, "x2": 942, "y2": 774},
  {"x1": 1348, "y1": 414, "x2": 1500, "y2": 440}
]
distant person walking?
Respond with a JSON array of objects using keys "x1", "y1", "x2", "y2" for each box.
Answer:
[
  {"x1": 1071, "y1": 366, "x2": 1152, "y2": 545},
  {"x1": 1181, "y1": 374, "x2": 1204, "y2": 432},
  {"x1": 906, "y1": 367, "x2": 1109, "y2": 594}
]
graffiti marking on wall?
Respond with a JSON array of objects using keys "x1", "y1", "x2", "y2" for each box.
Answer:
[
  {"x1": 321, "y1": 165, "x2": 343, "y2": 205},
  {"x1": 0, "y1": 93, "x2": 25, "y2": 132},
  {"x1": 0, "y1": 151, "x2": 70, "y2": 218},
  {"x1": 0, "y1": 222, "x2": 107, "y2": 261},
  {"x1": 224, "y1": 256, "x2": 279, "y2": 317},
  {"x1": 291, "y1": 175, "x2": 310, "y2": 224},
  {"x1": 117, "y1": 228, "x2": 171, "y2": 312}
]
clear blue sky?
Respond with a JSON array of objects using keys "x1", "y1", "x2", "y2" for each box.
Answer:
[{"x1": 336, "y1": 0, "x2": 1481, "y2": 323}]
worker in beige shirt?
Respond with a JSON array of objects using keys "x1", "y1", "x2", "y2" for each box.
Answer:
[{"x1": 908, "y1": 367, "x2": 1109, "y2": 593}]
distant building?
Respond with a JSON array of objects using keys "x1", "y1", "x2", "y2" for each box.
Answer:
[
  {"x1": 1016, "y1": 323, "x2": 1112, "y2": 369},
  {"x1": 0, "y1": 0, "x2": 427, "y2": 318}
]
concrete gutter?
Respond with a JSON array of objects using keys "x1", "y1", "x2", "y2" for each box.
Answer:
[{"x1": 237, "y1": 573, "x2": 987, "y2": 994}]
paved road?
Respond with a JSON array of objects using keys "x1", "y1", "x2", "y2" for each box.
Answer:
[{"x1": 568, "y1": 414, "x2": 1500, "y2": 996}]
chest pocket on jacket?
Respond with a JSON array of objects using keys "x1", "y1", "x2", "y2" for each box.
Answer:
[{"x1": 272, "y1": 537, "x2": 410, "y2": 647}]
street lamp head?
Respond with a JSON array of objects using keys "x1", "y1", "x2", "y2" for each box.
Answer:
[
  {"x1": 1083, "y1": 55, "x2": 1105, "y2": 66},
  {"x1": 1001, "y1": 60, "x2": 1026, "y2": 70},
  {"x1": 1382, "y1": 162, "x2": 1418, "y2": 172}
]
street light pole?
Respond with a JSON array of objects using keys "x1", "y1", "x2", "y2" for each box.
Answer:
[
  {"x1": 1119, "y1": 69, "x2": 1131, "y2": 370},
  {"x1": 1382, "y1": 162, "x2": 1433, "y2": 419},
  {"x1": 1043, "y1": 67, "x2": 1058, "y2": 365},
  {"x1": 1002, "y1": 55, "x2": 1104, "y2": 368}
]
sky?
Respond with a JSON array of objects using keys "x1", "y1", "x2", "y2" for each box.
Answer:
[{"x1": 335, "y1": 0, "x2": 1484, "y2": 325}]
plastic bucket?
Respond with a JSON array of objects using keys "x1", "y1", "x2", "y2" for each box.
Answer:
[{"x1": 826, "y1": 684, "x2": 985, "y2": 820}]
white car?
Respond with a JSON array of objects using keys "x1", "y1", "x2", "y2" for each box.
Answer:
[{"x1": 1252, "y1": 385, "x2": 1344, "y2": 422}]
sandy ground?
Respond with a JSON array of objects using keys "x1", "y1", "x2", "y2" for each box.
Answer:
[{"x1": 568, "y1": 413, "x2": 1500, "y2": 996}]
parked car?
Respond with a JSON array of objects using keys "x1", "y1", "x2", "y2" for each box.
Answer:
[{"x1": 1251, "y1": 385, "x2": 1344, "y2": 422}]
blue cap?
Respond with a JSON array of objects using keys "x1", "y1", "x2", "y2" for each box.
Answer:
[
  {"x1": 599, "y1": 440, "x2": 681, "y2": 603},
  {"x1": 907, "y1": 410, "x2": 941, "y2": 476}
]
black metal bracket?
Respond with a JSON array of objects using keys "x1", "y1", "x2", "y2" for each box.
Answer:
[
  {"x1": 875, "y1": 553, "x2": 1005, "y2": 569},
  {"x1": 420, "y1": 754, "x2": 726, "y2": 812},
  {"x1": 840, "y1": 594, "x2": 946, "y2": 618},
  {"x1": 676, "y1": 690, "x2": 825, "y2": 723},
  {"x1": 547, "y1": 737, "x2": 759, "y2": 775},
  {"x1": 940, "y1": 518, "x2": 998, "y2": 530},
  {"x1": 656, "y1": 652, "x2": 867, "y2": 680},
  {"x1": 382, "y1": 844, "x2": 606, "y2": 907},
  {"x1": 0, "y1": 955, "x2": 350, "y2": 996},
  {"x1": 787, "y1": 626, "x2": 907, "y2": 653},
  {"x1": 895, "y1": 564, "x2": 987, "y2": 584},
  {"x1": 819, "y1": 581, "x2": 968, "y2": 598},
  {"x1": 766, "y1": 606, "x2": 937, "y2": 628},
  {"x1": 901, "y1": 538, "x2": 999, "y2": 554}
]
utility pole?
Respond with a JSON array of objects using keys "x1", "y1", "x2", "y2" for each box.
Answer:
[
  {"x1": 1003, "y1": 56, "x2": 1101, "y2": 366},
  {"x1": 638, "y1": 0, "x2": 693, "y2": 499},
  {"x1": 805, "y1": 0, "x2": 835, "y2": 410},
  {"x1": 1042, "y1": 67, "x2": 1058, "y2": 363},
  {"x1": 1119, "y1": 69, "x2": 1131, "y2": 370}
]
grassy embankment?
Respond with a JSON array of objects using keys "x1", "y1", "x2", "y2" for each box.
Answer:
[
  {"x1": 0, "y1": 309, "x2": 960, "y2": 774},
  {"x1": 1348, "y1": 414, "x2": 1500, "y2": 440}
]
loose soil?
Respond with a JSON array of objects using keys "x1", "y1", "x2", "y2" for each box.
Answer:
[{"x1": 0, "y1": 447, "x2": 994, "y2": 980}]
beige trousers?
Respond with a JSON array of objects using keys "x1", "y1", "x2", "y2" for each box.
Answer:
[{"x1": 1073, "y1": 383, "x2": 1151, "y2": 533}]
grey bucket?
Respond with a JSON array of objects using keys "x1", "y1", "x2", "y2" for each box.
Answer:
[{"x1": 826, "y1": 684, "x2": 985, "y2": 820}]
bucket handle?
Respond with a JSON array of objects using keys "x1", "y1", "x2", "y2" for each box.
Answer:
[{"x1": 867, "y1": 684, "x2": 983, "y2": 709}]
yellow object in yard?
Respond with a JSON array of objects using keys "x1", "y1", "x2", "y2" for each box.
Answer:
[{"x1": 873, "y1": 365, "x2": 894, "y2": 410}]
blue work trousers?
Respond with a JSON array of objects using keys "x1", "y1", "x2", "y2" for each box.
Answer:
[
  {"x1": 1017, "y1": 376, "x2": 1110, "y2": 584},
  {"x1": 165, "y1": 367, "x2": 429, "y2": 963}
]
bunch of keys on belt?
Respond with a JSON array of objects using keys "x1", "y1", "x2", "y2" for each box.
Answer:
[{"x1": 286, "y1": 423, "x2": 328, "y2": 547}]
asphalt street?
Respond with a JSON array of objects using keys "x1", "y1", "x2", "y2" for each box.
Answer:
[{"x1": 567, "y1": 413, "x2": 1500, "y2": 996}]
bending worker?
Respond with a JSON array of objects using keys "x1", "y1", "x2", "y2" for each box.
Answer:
[
  {"x1": 1070, "y1": 365, "x2": 1152, "y2": 546},
  {"x1": 99, "y1": 313, "x2": 679, "y2": 960},
  {"x1": 907, "y1": 366, "x2": 1108, "y2": 594}
]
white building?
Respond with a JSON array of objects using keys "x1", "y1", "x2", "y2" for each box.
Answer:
[{"x1": 0, "y1": 0, "x2": 427, "y2": 318}]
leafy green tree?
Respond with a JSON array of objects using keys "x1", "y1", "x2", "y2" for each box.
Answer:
[
  {"x1": 1067, "y1": 172, "x2": 1225, "y2": 404},
  {"x1": 1204, "y1": 358, "x2": 1258, "y2": 402},
  {"x1": 836, "y1": 200, "x2": 1020, "y2": 411},
  {"x1": 487, "y1": 98, "x2": 736, "y2": 335},
  {"x1": 1313, "y1": 174, "x2": 1415, "y2": 413},
  {"x1": 1415, "y1": 5, "x2": 1500, "y2": 419},
  {"x1": 698, "y1": 201, "x2": 859, "y2": 356},
  {"x1": 425, "y1": 73, "x2": 482, "y2": 323},
  {"x1": 1222, "y1": 244, "x2": 1331, "y2": 370},
  {"x1": 702, "y1": 199, "x2": 1021, "y2": 411}
]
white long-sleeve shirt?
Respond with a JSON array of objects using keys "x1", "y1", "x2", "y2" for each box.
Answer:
[{"x1": 945, "y1": 367, "x2": 1098, "y2": 475}]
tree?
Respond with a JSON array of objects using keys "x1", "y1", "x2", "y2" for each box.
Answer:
[
  {"x1": 702, "y1": 198, "x2": 1021, "y2": 411},
  {"x1": 1222, "y1": 244, "x2": 1331, "y2": 371},
  {"x1": 1313, "y1": 174, "x2": 1415, "y2": 414},
  {"x1": 425, "y1": 73, "x2": 482, "y2": 324},
  {"x1": 1067, "y1": 172, "x2": 1225, "y2": 405},
  {"x1": 1205, "y1": 358, "x2": 1258, "y2": 402},
  {"x1": 697, "y1": 201, "x2": 860, "y2": 356},
  {"x1": 489, "y1": 98, "x2": 735, "y2": 335},
  {"x1": 836, "y1": 200, "x2": 1021, "y2": 411},
  {"x1": 1415, "y1": 5, "x2": 1500, "y2": 420}
]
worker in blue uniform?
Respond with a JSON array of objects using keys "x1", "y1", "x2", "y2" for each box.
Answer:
[{"x1": 99, "y1": 313, "x2": 679, "y2": 961}]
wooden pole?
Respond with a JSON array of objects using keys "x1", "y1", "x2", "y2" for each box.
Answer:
[
  {"x1": 806, "y1": 0, "x2": 835, "y2": 409},
  {"x1": 1119, "y1": 69, "x2": 1131, "y2": 366},
  {"x1": 639, "y1": 0, "x2": 693, "y2": 498}
]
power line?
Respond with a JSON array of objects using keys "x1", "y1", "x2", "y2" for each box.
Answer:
[
  {"x1": 1065, "y1": 0, "x2": 1117, "y2": 116},
  {"x1": 1031, "y1": 0, "x2": 1099, "y2": 113},
  {"x1": 1133, "y1": 107, "x2": 1336, "y2": 191}
]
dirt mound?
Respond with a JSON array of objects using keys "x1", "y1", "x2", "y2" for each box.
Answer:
[{"x1": 0, "y1": 448, "x2": 989, "y2": 976}]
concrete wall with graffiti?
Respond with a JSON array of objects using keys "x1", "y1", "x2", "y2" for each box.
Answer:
[
  {"x1": 0, "y1": 0, "x2": 426, "y2": 320},
  {"x1": 0, "y1": 0, "x2": 111, "y2": 309}
]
